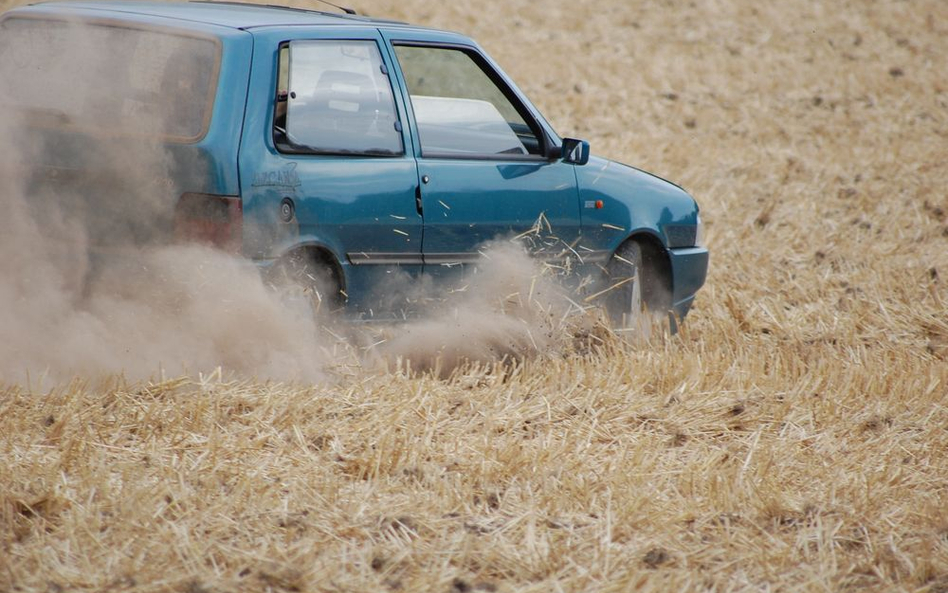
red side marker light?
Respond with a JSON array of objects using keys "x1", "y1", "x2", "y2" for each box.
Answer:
[{"x1": 595, "y1": 200, "x2": 604, "y2": 209}]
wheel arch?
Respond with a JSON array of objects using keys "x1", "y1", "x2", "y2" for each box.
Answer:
[{"x1": 277, "y1": 240, "x2": 347, "y2": 296}]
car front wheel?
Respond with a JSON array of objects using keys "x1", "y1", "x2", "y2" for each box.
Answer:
[{"x1": 603, "y1": 241, "x2": 645, "y2": 329}]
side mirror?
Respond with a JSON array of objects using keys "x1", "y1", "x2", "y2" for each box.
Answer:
[{"x1": 561, "y1": 138, "x2": 590, "y2": 165}]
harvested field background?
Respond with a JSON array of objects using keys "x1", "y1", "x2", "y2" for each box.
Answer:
[{"x1": 2, "y1": 0, "x2": 947, "y2": 591}]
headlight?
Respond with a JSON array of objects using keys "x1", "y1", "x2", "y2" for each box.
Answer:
[{"x1": 695, "y1": 213, "x2": 705, "y2": 247}]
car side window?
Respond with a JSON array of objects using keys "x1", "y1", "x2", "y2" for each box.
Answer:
[
  {"x1": 392, "y1": 45, "x2": 544, "y2": 158},
  {"x1": 275, "y1": 40, "x2": 403, "y2": 156}
]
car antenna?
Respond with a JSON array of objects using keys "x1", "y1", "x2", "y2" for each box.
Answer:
[{"x1": 312, "y1": 0, "x2": 357, "y2": 15}]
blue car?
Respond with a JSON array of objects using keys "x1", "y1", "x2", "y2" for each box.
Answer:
[{"x1": 0, "y1": 1, "x2": 708, "y2": 326}]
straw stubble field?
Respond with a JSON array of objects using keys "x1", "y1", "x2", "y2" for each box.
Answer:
[{"x1": 2, "y1": 0, "x2": 947, "y2": 591}]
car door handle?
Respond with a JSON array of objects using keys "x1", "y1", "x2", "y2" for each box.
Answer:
[{"x1": 415, "y1": 186, "x2": 423, "y2": 216}]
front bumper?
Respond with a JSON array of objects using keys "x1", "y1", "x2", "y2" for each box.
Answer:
[{"x1": 668, "y1": 246, "x2": 709, "y2": 321}]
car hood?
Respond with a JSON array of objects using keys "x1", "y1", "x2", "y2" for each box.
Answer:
[
  {"x1": 585, "y1": 155, "x2": 694, "y2": 205},
  {"x1": 574, "y1": 155, "x2": 700, "y2": 250}
]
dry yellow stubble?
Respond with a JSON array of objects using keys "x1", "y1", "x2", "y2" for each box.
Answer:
[{"x1": 2, "y1": 0, "x2": 947, "y2": 591}]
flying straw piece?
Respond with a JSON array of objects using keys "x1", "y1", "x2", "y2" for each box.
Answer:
[
  {"x1": 363, "y1": 339, "x2": 387, "y2": 351},
  {"x1": 583, "y1": 277, "x2": 634, "y2": 303}
]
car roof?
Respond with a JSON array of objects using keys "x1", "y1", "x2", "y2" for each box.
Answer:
[{"x1": 17, "y1": 1, "x2": 413, "y2": 30}]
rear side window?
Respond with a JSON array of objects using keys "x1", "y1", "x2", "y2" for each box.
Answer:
[
  {"x1": 393, "y1": 45, "x2": 544, "y2": 158},
  {"x1": 0, "y1": 17, "x2": 220, "y2": 141},
  {"x1": 276, "y1": 40, "x2": 403, "y2": 156}
]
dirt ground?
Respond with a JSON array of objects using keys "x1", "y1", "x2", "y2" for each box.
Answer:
[{"x1": 2, "y1": 0, "x2": 947, "y2": 591}]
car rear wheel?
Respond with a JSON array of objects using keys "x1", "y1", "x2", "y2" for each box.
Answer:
[{"x1": 268, "y1": 249, "x2": 342, "y2": 319}]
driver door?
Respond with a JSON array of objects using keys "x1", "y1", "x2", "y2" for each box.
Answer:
[{"x1": 384, "y1": 38, "x2": 581, "y2": 277}]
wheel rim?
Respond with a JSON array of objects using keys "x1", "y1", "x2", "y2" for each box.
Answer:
[
  {"x1": 623, "y1": 269, "x2": 643, "y2": 328},
  {"x1": 604, "y1": 242, "x2": 650, "y2": 333}
]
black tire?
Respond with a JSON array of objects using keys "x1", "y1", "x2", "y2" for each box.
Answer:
[
  {"x1": 603, "y1": 241, "x2": 645, "y2": 328},
  {"x1": 268, "y1": 249, "x2": 342, "y2": 317}
]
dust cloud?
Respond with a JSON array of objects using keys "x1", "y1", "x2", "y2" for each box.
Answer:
[
  {"x1": 0, "y1": 124, "x2": 329, "y2": 382},
  {"x1": 0, "y1": 18, "x2": 330, "y2": 383},
  {"x1": 364, "y1": 241, "x2": 597, "y2": 374},
  {"x1": 0, "y1": 17, "x2": 603, "y2": 386}
]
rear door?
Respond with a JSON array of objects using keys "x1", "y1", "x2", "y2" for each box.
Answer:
[
  {"x1": 381, "y1": 32, "x2": 581, "y2": 277},
  {"x1": 239, "y1": 28, "x2": 422, "y2": 310}
]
